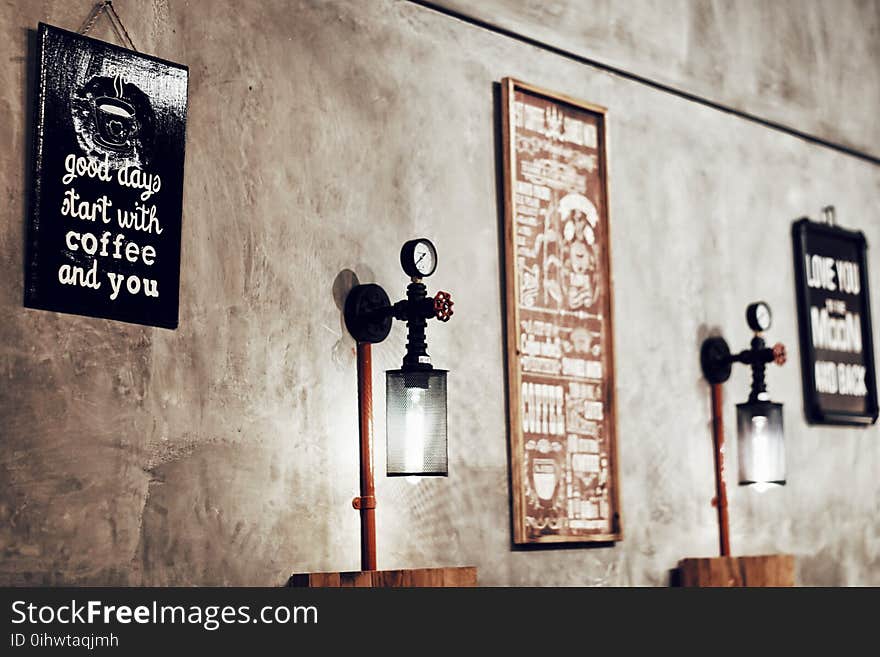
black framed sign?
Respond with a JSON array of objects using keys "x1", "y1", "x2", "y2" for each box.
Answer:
[
  {"x1": 25, "y1": 23, "x2": 188, "y2": 329},
  {"x1": 792, "y1": 218, "x2": 878, "y2": 425}
]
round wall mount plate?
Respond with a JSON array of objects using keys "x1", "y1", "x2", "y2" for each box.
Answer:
[
  {"x1": 344, "y1": 284, "x2": 392, "y2": 343},
  {"x1": 701, "y1": 336, "x2": 732, "y2": 384}
]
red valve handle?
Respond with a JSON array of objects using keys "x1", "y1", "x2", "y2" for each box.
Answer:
[
  {"x1": 772, "y1": 342, "x2": 786, "y2": 366},
  {"x1": 434, "y1": 291, "x2": 454, "y2": 322}
]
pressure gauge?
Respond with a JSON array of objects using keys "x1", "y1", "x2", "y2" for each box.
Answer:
[
  {"x1": 400, "y1": 238, "x2": 438, "y2": 278},
  {"x1": 746, "y1": 301, "x2": 772, "y2": 332}
]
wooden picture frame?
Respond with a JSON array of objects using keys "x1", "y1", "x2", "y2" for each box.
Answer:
[{"x1": 500, "y1": 78, "x2": 622, "y2": 544}]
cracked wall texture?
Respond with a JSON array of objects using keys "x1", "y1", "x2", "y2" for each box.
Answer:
[{"x1": 0, "y1": 0, "x2": 878, "y2": 586}]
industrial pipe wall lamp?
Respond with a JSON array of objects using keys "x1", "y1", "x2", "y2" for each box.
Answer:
[
  {"x1": 700, "y1": 302, "x2": 787, "y2": 555},
  {"x1": 343, "y1": 238, "x2": 454, "y2": 570}
]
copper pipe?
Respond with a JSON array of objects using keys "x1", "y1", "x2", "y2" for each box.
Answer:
[
  {"x1": 710, "y1": 383, "x2": 730, "y2": 557},
  {"x1": 355, "y1": 342, "x2": 377, "y2": 571}
]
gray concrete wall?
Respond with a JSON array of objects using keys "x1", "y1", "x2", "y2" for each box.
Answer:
[
  {"x1": 432, "y1": 0, "x2": 880, "y2": 159},
  {"x1": 0, "y1": 0, "x2": 878, "y2": 586}
]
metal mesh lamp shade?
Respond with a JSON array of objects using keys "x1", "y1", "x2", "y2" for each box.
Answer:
[
  {"x1": 736, "y1": 401, "x2": 785, "y2": 489},
  {"x1": 386, "y1": 370, "x2": 448, "y2": 476}
]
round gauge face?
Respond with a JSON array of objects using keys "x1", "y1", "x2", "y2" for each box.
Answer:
[
  {"x1": 401, "y1": 238, "x2": 437, "y2": 278},
  {"x1": 413, "y1": 241, "x2": 436, "y2": 276},
  {"x1": 746, "y1": 301, "x2": 772, "y2": 332},
  {"x1": 755, "y1": 303, "x2": 771, "y2": 331}
]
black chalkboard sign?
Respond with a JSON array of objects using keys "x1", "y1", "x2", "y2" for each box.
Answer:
[
  {"x1": 792, "y1": 218, "x2": 878, "y2": 425},
  {"x1": 25, "y1": 23, "x2": 188, "y2": 329}
]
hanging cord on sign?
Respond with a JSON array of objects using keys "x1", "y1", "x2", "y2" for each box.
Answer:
[
  {"x1": 821, "y1": 205, "x2": 836, "y2": 227},
  {"x1": 78, "y1": 1, "x2": 138, "y2": 52}
]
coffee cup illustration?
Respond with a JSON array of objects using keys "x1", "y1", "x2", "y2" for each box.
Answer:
[
  {"x1": 94, "y1": 95, "x2": 138, "y2": 149},
  {"x1": 73, "y1": 72, "x2": 154, "y2": 167},
  {"x1": 92, "y1": 74, "x2": 138, "y2": 150},
  {"x1": 531, "y1": 457, "x2": 559, "y2": 503}
]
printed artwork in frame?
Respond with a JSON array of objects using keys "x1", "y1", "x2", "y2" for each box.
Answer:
[{"x1": 500, "y1": 78, "x2": 622, "y2": 545}]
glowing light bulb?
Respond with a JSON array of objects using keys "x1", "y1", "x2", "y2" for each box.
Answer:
[
  {"x1": 404, "y1": 386, "x2": 426, "y2": 475},
  {"x1": 750, "y1": 415, "x2": 770, "y2": 483}
]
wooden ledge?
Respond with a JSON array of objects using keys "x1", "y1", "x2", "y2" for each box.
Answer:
[
  {"x1": 677, "y1": 555, "x2": 795, "y2": 587},
  {"x1": 287, "y1": 566, "x2": 477, "y2": 588}
]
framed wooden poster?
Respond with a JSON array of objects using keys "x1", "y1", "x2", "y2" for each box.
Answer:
[
  {"x1": 500, "y1": 78, "x2": 621, "y2": 544},
  {"x1": 792, "y1": 218, "x2": 878, "y2": 425}
]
